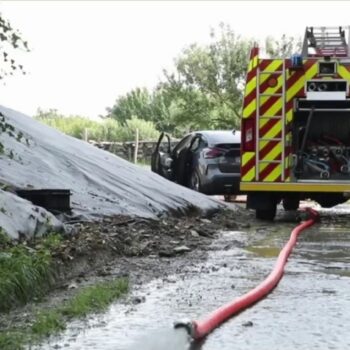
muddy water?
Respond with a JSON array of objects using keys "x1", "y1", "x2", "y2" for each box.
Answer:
[{"x1": 38, "y1": 206, "x2": 350, "y2": 350}]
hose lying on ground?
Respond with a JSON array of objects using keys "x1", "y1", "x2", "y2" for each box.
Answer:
[{"x1": 175, "y1": 208, "x2": 319, "y2": 340}]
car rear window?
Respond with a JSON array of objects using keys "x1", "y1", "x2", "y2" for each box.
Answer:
[
  {"x1": 215, "y1": 143, "x2": 240, "y2": 150},
  {"x1": 204, "y1": 131, "x2": 241, "y2": 144}
]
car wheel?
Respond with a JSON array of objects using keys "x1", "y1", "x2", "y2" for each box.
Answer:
[
  {"x1": 189, "y1": 170, "x2": 201, "y2": 192},
  {"x1": 256, "y1": 206, "x2": 276, "y2": 221}
]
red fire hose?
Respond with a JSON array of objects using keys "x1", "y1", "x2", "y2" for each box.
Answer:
[{"x1": 175, "y1": 208, "x2": 319, "y2": 340}]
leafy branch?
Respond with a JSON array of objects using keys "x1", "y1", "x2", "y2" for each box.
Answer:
[{"x1": 0, "y1": 13, "x2": 29, "y2": 80}]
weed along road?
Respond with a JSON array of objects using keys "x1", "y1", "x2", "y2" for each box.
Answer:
[{"x1": 37, "y1": 205, "x2": 350, "y2": 350}]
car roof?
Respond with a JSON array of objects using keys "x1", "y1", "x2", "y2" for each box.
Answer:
[{"x1": 193, "y1": 130, "x2": 241, "y2": 144}]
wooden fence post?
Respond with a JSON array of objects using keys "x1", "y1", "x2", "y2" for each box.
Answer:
[
  {"x1": 83, "y1": 128, "x2": 88, "y2": 142},
  {"x1": 134, "y1": 128, "x2": 139, "y2": 164}
]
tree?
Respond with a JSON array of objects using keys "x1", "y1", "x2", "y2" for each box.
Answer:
[
  {"x1": 162, "y1": 23, "x2": 253, "y2": 129},
  {"x1": 106, "y1": 23, "x2": 301, "y2": 135},
  {"x1": 265, "y1": 34, "x2": 302, "y2": 58},
  {"x1": 157, "y1": 79, "x2": 216, "y2": 132},
  {"x1": 106, "y1": 86, "x2": 179, "y2": 134},
  {"x1": 106, "y1": 24, "x2": 252, "y2": 133},
  {"x1": 162, "y1": 26, "x2": 302, "y2": 130},
  {"x1": 106, "y1": 87, "x2": 154, "y2": 125},
  {"x1": 0, "y1": 13, "x2": 29, "y2": 80}
]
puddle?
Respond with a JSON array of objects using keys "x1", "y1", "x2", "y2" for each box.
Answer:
[
  {"x1": 246, "y1": 246, "x2": 281, "y2": 258},
  {"x1": 128, "y1": 328, "x2": 190, "y2": 350},
  {"x1": 35, "y1": 209, "x2": 350, "y2": 350}
]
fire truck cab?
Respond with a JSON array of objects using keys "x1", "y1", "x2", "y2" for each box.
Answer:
[{"x1": 240, "y1": 26, "x2": 350, "y2": 220}]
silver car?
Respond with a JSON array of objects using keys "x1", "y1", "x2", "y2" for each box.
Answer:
[{"x1": 151, "y1": 130, "x2": 241, "y2": 195}]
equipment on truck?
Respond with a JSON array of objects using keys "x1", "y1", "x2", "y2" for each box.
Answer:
[{"x1": 240, "y1": 26, "x2": 350, "y2": 220}]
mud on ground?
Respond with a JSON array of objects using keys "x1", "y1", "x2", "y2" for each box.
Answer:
[{"x1": 0, "y1": 206, "x2": 253, "y2": 331}]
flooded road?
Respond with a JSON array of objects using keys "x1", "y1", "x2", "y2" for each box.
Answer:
[{"x1": 39, "y1": 206, "x2": 350, "y2": 350}]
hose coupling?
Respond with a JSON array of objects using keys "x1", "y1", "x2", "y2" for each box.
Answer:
[
  {"x1": 301, "y1": 207, "x2": 320, "y2": 222},
  {"x1": 174, "y1": 319, "x2": 196, "y2": 338}
]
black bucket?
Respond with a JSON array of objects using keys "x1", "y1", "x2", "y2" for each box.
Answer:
[{"x1": 16, "y1": 189, "x2": 71, "y2": 214}]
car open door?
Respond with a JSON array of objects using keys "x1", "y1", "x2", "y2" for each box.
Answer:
[
  {"x1": 173, "y1": 135, "x2": 198, "y2": 185},
  {"x1": 151, "y1": 132, "x2": 173, "y2": 180}
]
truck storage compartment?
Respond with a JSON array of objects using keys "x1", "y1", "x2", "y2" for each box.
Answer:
[{"x1": 292, "y1": 100, "x2": 350, "y2": 180}]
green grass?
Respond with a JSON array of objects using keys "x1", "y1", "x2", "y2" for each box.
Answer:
[
  {"x1": 0, "y1": 230, "x2": 129, "y2": 348},
  {"x1": 39, "y1": 233, "x2": 63, "y2": 250},
  {"x1": 29, "y1": 278, "x2": 129, "y2": 339},
  {"x1": 0, "y1": 278, "x2": 128, "y2": 350},
  {"x1": 0, "y1": 232, "x2": 66, "y2": 312},
  {"x1": 0, "y1": 244, "x2": 53, "y2": 311},
  {"x1": 61, "y1": 279, "x2": 128, "y2": 318},
  {"x1": 31, "y1": 310, "x2": 66, "y2": 336},
  {"x1": 0, "y1": 331, "x2": 24, "y2": 350}
]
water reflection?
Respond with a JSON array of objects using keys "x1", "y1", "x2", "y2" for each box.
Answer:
[{"x1": 127, "y1": 328, "x2": 190, "y2": 350}]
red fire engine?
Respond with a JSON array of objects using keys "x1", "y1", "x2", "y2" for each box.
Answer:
[{"x1": 240, "y1": 26, "x2": 350, "y2": 219}]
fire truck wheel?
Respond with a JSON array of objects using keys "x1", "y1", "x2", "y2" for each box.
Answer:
[
  {"x1": 256, "y1": 207, "x2": 276, "y2": 221},
  {"x1": 282, "y1": 197, "x2": 300, "y2": 211},
  {"x1": 224, "y1": 194, "x2": 237, "y2": 202}
]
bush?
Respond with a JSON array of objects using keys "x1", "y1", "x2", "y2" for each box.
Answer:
[
  {"x1": 34, "y1": 109, "x2": 159, "y2": 142},
  {"x1": 125, "y1": 116, "x2": 160, "y2": 141}
]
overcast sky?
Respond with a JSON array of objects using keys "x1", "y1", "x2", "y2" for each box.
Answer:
[{"x1": 1, "y1": 1, "x2": 350, "y2": 118}]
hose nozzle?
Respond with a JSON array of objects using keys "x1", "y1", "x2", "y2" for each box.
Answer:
[{"x1": 174, "y1": 320, "x2": 196, "y2": 339}]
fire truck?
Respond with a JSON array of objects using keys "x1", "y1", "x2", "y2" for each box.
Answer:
[{"x1": 240, "y1": 26, "x2": 350, "y2": 220}]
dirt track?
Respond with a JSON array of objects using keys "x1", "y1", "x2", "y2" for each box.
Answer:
[{"x1": 54, "y1": 206, "x2": 246, "y2": 276}]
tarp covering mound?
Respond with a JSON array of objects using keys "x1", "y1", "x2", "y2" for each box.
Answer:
[
  {"x1": 0, "y1": 190, "x2": 64, "y2": 239},
  {"x1": 0, "y1": 106, "x2": 221, "y2": 238}
]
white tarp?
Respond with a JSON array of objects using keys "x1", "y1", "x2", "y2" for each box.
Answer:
[
  {"x1": 0, "y1": 189, "x2": 64, "y2": 239},
  {"x1": 0, "y1": 106, "x2": 221, "y2": 238}
]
